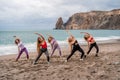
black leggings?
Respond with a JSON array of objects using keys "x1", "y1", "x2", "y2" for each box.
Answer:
[
  {"x1": 67, "y1": 45, "x2": 84, "y2": 61},
  {"x1": 34, "y1": 48, "x2": 50, "y2": 63},
  {"x1": 87, "y1": 42, "x2": 99, "y2": 54}
]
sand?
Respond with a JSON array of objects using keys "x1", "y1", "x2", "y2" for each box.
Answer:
[{"x1": 0, "y1": 40, "x2": 120, "y2": 80}]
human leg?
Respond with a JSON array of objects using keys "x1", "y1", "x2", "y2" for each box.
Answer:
[
  {"x1": 24, "y1": 48, "x2": 29, "y2": 59},
  {"x1": 87, "y1": 44, "x2": 94, "y2": 55},
  {"x1": 34, "y1": 50, "x2": 43, "y2": 64},
  {"x1": 94, "y1": 43, "x2": 99, "y2": 57},
  {"x1": 78, "y1": 47, "x2": 85, "y2": 59},
  {"x1": 16, "y1": 49, "x2": 24, "y2": 61},
  {"x1": 67, "y1": 48, "x2": 76, "y2": 61},
  {"x1": 44, "y1": 49, "x2": 50, "y2": 62}
]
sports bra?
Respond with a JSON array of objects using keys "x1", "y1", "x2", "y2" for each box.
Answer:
[{"x1": 88, "y1": 36, "x2": 94, "y2": 42}]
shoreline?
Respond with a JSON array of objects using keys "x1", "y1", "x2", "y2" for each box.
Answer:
[
  {"x1": 0, "y1": 39, "x2": 120, "y2": 60},
  {"x1": 0, "y1": 38, "x2": 120, "y2": 56},
  {"x1": 0, "y1": 39, "x2": 120, "y2": 57},
  {"x1": 0, "y1": 40, "x2": 120, "y2": 80}
]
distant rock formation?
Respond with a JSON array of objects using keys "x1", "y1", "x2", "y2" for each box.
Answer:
[
  {"x1": 55, "y1": 17, "x2": 64, "y2": 29},
  {"x1": 55, "y1": 9, "x2": 120, "y2": 29}
]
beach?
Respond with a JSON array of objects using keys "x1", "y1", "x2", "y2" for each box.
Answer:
[{"x1": 0, "y1": 40, "x2": 120, "y2": 80}]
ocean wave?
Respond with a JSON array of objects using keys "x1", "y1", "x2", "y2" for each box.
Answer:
[{"x1": 0, "y1": 36, "x2": 120, "y2": 56}]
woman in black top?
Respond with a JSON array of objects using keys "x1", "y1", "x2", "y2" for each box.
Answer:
[{"x1": 66, "y1": 34, "x2": 85, "y2": 62}]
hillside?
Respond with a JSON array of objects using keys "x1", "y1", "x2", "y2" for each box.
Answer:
[{"x1": 55, "y1": 9, "x2": 120, "y2": 29}]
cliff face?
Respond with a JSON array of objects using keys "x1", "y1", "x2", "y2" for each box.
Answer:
[
  {"x1": 55, "y1": 9, "x2": 120, "y2": 29},
  {"x1": 55, "y1": 17, "x2": 64, "y2": 29}
]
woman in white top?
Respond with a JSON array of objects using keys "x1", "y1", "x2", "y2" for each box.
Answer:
[{"x1": 15, "y1": 38, "x2": 29, "y2": 61}]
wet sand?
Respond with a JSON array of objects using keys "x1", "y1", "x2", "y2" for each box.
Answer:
[{"x1": 0, "y1": 40, "x2": 120, "y2": 80}]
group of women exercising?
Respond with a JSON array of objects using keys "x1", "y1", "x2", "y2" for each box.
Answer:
[{"x1": 14, "y1": 31, "x2": 99, "y2": 64}]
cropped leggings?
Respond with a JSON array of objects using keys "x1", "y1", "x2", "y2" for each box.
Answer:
[
  {"x1": 16, "y1": 47, "x2": 29, "y2": 61},
  {"x1": 34, "y1": 48, "x2": 50, "y2": 63},
  {"x1": 87, "y1": 42, "x2": 99, "y2": 54},
  {"x1": 67, "y1": 45, "x2": 85, "y2": 61},
  {"x1": 51, "y1": 44, "x2": 62, "y2": 57}
]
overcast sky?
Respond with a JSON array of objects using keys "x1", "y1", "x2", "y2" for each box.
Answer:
[{"x1": 0, "y1": 0, "x2": 120, "y2": 31}]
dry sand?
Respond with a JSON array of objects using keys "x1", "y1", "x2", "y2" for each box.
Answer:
[{"x1": 0, "y1": 40, "x2": 120, "y2": 80}]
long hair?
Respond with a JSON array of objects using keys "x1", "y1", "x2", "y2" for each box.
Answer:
[
  {"x1": 48, "y1": 36, "x2": 54, "y2": 43},
  {"x1": 68, "y1": 37, "x2": 72, "y2": 43},
  {"x1": 84, "y1": 34, "x2": 90, "y2": 41},
  {"x1": 37, "y1": 37, "x2": 41, "y2": 53},
  {"x1": 15, "y1": 39, "x2": 20, "y2": 45}
]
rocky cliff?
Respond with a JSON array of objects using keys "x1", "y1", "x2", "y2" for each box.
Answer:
[
  {"x1": 55, "y1": 17, "x2": 64, "y2": 29},
  {"x1": 55, "y1": 9, "x2": 120, "y2": 29}
]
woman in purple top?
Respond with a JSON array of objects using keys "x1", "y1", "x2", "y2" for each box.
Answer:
[
  {"x1": 15, "y1": 38, "x2": 29, "y2": 61},
  {"x1": 48, "y1": 36, "x2": 62, "y2": 57}
]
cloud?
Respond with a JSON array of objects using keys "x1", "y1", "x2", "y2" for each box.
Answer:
[{"x1": 0, "y1": 0, "x2": 120, "y2": 30}]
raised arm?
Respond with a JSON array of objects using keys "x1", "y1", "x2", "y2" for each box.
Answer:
[
  {"x1": 66, "y1": 30, "x2": 72, "y2": 36},
  {"x1": 35, "y1": 32, "x2": 45, "y2": 40},
  {"x1": 65, "y1": 30, "x2": 75, "y2": 40},
  {"x1": 70, "y1": 34, "x2": 74, "y2": 38},
  {"x1": 87, "y1": 41, "x2": 90, "y2": 48},
  {"x1": 46, "y1": 33, "x2": 53, "y2": 38},
  {"x1": 68, "y1": 42, "x2": 72, "y2": 52}
]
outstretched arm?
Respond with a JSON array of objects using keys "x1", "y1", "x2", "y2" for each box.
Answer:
[
  {"x1": 35, "y1": 32, "x2": 45, "y2": 40},
  {"x1": 46, "y1": 33, "x2": 53, "y2": 38},
  {"x1": 18, "y1": 47, "x2": 20, "y2": 53},
  {"x1": 66, "y1": 30, "x2": 72, "y2": 36},
  {"x1": 65, "y1": 30, "x2": 75, "y2": 39},
  {"x1": 87, "y1": 41, "x2": 90, "y2": 48}
]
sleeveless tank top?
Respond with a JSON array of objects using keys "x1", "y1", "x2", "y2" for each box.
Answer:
[
  {"x1": 88, "y1": 36, "x2": 94, "y2": 43},
  {"x1": 39, "y1": 41, "x2": 47, "y2": 49}
]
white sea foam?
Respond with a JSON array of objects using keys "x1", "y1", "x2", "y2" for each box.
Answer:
[{"x1": 0, "y1": 36, "x2": 120, "y2": 56}]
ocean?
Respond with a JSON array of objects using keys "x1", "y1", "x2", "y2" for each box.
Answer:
[{"x1": 0, "y1": 30, "x2": 120, "y2": 56}]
